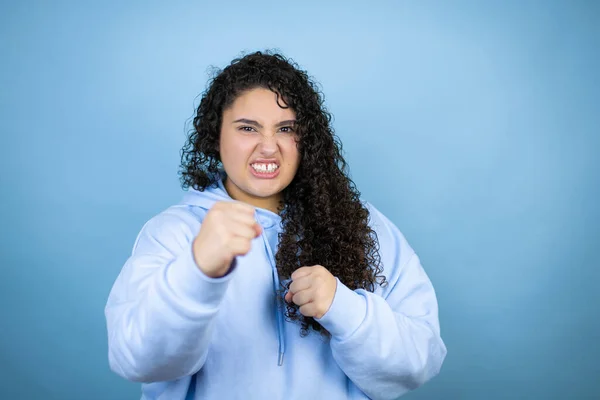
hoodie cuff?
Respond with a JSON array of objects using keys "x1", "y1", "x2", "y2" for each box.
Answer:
[
  {"x1": 164, "y1": 243, "x2": 235, "y2": 307},
  {"x1": 316, "y1": 278, "x2": 367, "y2": 340}
]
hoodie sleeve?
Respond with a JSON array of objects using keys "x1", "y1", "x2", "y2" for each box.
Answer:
[
  {"x1": 105, "y1": 207, "x2": 234, "y2": 383},
  {"x1": 315, "y1": 205, "x2": 447, "y2": 400}
]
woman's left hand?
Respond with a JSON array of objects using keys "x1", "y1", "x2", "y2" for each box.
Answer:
[{"x1": 284, "y1": 265, "x2": 337, "y2": 319}]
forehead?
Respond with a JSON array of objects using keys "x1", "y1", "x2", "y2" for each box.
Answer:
[{"x1": 225, "y1": 88, "x2": 296, "y2": 121}]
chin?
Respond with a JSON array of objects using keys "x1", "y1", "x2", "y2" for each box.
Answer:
[{"x1": 248, "y1": 185, "x2": 281, "y2": 199}]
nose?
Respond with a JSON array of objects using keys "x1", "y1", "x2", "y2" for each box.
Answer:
[{"x1": 257, "y1": 134, "x2": 278, "y2": 156}]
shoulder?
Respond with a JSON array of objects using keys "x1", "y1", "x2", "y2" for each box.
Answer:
[
  {"x1": 131, "y1": 204, "x2": 205, "y2": 254},
  {"x1": 363, "y1": 201, "x2": 417, "y2": 286},
  {"x1": 364, "y1": 201, "x2": 415, "y2": 259}
]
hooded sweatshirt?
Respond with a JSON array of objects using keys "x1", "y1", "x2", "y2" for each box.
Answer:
[{"x1": 105, "y1": 177, "x2": 447, "y2": 400}]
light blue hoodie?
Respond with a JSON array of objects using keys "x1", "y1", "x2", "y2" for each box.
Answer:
[{"x1": 105, "y1": 177, "x2": 447, "y2": 400}]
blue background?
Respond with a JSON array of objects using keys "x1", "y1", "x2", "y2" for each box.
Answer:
[{"x1": 1, "y1": 1, "x2": 598, "y2": 399}]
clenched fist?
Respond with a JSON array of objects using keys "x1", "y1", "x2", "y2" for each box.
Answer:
[
  {"x1": 284, "y1": 265, "x2": 337, "y2": 319},
  {"x1": 193, "y1": 201, "x2": 262, "y2": 278}
]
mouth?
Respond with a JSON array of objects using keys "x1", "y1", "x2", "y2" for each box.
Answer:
[{"x1": 249, "y1": 160, "x2": 280, "y2": 178}]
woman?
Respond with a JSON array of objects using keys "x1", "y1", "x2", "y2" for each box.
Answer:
[{"x1": 105, "y1": 51, "x2": 447, "y2": 400}]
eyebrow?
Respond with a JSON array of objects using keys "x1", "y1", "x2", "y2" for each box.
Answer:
[{"x1": 232, "y1": 118, "x2": 296, "y2": 128}]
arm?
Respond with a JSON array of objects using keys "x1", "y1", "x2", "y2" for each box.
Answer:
[
  {"x1": 104, "y1": 209, "x2": 234, "y2": 382},
  {"x1": 316, "y1": 209, "x2": 447, "y2": 400}
]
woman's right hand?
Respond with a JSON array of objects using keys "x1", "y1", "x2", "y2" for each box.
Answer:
[{"x1": 192, "y1": 201, "x2": 262, "y2": 278}]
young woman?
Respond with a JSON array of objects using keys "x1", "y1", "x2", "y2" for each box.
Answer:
[{"x1": 105, "y1": 51, "x2": 447, "y2": 400}]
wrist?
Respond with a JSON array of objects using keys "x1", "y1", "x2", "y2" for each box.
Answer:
[{"x1": 192, "y1": 245, "x2": 235, "y2": 279}]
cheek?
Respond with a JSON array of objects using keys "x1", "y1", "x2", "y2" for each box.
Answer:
[
  {"x1": 220, "y1": 135, "x2": 254, "y2": 161},
  {"x1": 280, "y1": 136, "x2": 301, "y2": 162}
]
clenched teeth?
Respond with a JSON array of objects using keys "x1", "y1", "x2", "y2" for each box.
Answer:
[{"x1": 251, "y1": 163, "x2": 278, "y2": 173}]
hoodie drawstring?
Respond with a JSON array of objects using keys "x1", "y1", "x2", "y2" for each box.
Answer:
[
  {"x1": 272, "y1": 263, "x2": 286, "y2": 366},
  {"x1": 258, "y1": 217, "x2": 286, "y2": 366}
]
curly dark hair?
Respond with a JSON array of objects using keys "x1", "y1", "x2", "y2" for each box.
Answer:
[{"x1": 179, "y1": 50, "x2": 386, "y2": 336}]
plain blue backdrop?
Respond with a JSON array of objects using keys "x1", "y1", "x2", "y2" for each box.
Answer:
[{"x1": 1, "y1": 1, "x2": 598, "y2": 399}]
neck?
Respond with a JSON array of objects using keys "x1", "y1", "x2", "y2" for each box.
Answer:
[{"x1": 224, "y1": 177, "x2": 282, "y2": 213}]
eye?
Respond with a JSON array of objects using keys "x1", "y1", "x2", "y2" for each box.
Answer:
[
  {"x1": 279, "y1": 126, "x2": 296, "y2": 133},
  {"x1": 238, "y1": 126, "x2": 256, "y2": 133}
]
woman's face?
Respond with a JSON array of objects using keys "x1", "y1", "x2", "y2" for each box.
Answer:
[{"x1": 219, "y1": 87, "x2": 301, "y2": 212}]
